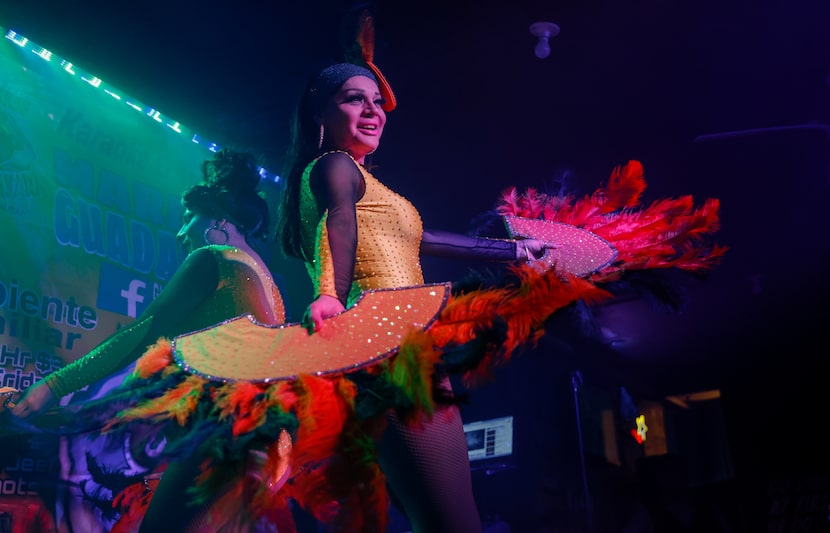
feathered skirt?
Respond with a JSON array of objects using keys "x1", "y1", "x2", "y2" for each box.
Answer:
[
  {"x1": 26, "y1": 160, "x2": 726, "y2": 533},
  {"x1": 95, "y1": 264, "x2": 610, "y2": 533}
]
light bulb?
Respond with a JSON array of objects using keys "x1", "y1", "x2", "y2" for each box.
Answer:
[
  {"x1": 529, "y1": 21, "x2": 560, "y2": 60},
  {"x1": 534, "y1": 38, "x2": 551, "y2": 59}
]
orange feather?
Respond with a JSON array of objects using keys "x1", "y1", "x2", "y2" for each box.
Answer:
[
  {"x1": 357, "y1": 11, "x2": 375, "y2": 63},
  {"x1": 131, "y1": 339, "x2": 173, "y2": 379}
]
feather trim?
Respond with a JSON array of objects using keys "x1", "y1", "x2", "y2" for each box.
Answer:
[
  {"x1": 428, "y1": 264, "x2": 611, "y2": 386},
  {"x1": 353, "y1": 9, "x2": 396, "y2": 112},
  {"x1": 385, "y1": 329, "x2": 441, "y2": 422},
  {"x1": 598, "y1": 160, "x2": 647, "y2": 212},
  {"x1": 110, "y1": 481, "x2": 153, "y2": 533},
  {"x1": 108, "y1": 373, "x2": 208, "y2": 429},
  {"x1": 357, "y1": 10, "x2": 375, "y2": 63},
  {"x1": 495, "y1": 160, "x2": 727, "y2": 283},
  {"x1": 131, "y1": 338, "x2": 174, "y2": 379},
  {"x1": 82, "y1": 226, "x2": 643, "y2": 531}
]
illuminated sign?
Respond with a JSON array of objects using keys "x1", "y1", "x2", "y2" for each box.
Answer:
[{"x1": 630, "y1": 414, "x2": 648, "y2": 444}]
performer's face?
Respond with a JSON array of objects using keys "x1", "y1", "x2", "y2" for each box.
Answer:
[
  {"x1": 177, "y1": 208, "x2": 215, "y2": 253},
  {"x1": 321, "y1": 75, "x2": 386, "y2": 163}
]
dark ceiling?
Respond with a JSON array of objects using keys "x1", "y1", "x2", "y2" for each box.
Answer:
[{"x1": 2, "y1": 0, "x2": 829, "y2": 471}]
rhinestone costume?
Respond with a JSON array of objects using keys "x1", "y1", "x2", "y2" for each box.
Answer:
[
  {"x1": 299, "y1": 151, "x2": 425, "y2": 304},
  {"x1": 36, "y1": 159, "x2": 724, "y2": 533},
  {"x1": 44, "y1": 245, "x2": 285, "y2": 399}
]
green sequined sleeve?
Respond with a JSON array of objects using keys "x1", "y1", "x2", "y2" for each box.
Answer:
[
  {"x1": 41, "y1": 247, "x2": 221, "y2": 399},
  {"x1": 44, "y1": 315, "x2": 155, "y2": 399}
]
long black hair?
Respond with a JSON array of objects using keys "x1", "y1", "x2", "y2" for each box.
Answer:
[
  {"x1": 275, "y1": 74, "x2": 324, "y2": 261},
  {"x1": 276, "y1": 61, "x2": 384, "y2": 261}
]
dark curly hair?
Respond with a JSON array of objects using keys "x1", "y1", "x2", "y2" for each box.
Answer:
[{"x1": 181, "y1": 148, "x2": 269, "y2": 239}]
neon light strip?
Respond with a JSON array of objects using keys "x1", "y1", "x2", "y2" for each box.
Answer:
[{"x1": 0, "y1": 26, "x2": 280, "y2": 182}]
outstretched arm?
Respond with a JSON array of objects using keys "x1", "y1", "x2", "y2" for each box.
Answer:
[
  {"x1": 421, "y1": 228, "x2": 551, "y2": 261},
  {"x1": 11, "y1": 247, "x2": 220, "y2": 418}
]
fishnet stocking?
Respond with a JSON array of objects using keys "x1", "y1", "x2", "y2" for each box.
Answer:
[{"x1": 377, "y1": 400, "x2": 483, "y2": 533}]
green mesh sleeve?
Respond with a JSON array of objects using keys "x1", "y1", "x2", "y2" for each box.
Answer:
[{"x1": 44, "y1": 315, "x2": 155, "y2": 399}]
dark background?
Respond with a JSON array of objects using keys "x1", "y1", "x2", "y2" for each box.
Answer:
[{"x1": 2, "y1": 1, "x2": 829, "y2": 530}]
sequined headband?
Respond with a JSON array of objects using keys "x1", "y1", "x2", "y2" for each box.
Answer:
[
  {"x1": 309, "y1": 64, "x2": 375, "y2": 114},
  {"x1": 308, "y1": 62, "x2": 396, "y2": 114}
]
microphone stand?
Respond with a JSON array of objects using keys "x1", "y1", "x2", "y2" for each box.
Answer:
[{"x1": 571, "y1": 370, "x2": 593, "y2": 533}]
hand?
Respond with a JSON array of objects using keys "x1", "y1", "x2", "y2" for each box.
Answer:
[
  {"x1": 9, "y1": 380, "x2": 56, "y2": 419},
  {"x1": 302, "y1": 294, "x2": 345, "y2": 333},
  {"x1": 516, "y1": 238, "x2": 556, "y2": 261},
  {"x1": 0, "y1": 386, "x2": 19, "y2": 412}
]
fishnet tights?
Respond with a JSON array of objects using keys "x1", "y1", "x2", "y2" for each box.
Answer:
[{"x1": 377, "y1": 402, "x2": 483, "y2": 533}]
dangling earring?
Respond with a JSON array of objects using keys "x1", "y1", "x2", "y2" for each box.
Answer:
[
  {"x1": 204, "y1": 224, "x2": 230, "y2": 245},
  {"x1": 318, "y1": 124, "x2": 325, "y2": 150}
]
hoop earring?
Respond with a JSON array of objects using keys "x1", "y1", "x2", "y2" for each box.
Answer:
[
  {"x1": 204, "y1": 225, "x2": 229, "y2": 245},
  {"x1": 318, "y1": 124, "x2": 324, "y2": 150}
]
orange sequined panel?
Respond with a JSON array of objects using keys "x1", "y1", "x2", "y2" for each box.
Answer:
[
  {"x1": 299, "y1": 153, "x2": 424, "y2": 305},
  {"x1": 174, "y1": 283, "x2": 449, "y2": 382}
]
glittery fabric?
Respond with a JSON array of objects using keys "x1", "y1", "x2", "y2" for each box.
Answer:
[
  {"x1": 299, "y1": 152, "x2": 483, "y2": 532},
  {"x1": 44, "y1": 318, "x2": 153, "y2": 399},
  {"x1": 495, "y1": 160, "x2": 727, "y2": 282},
  {"x1": 377, "y1": 401, "x2": 481, "y2": 533},
  {"x1": 175, "y1": 283, "x2": 449, "y2": 382},
  {"x1": 503, "y1": 215, "x2": 618, "y2": 276},
  {"x1": 299, "y1": 152, "x2": 424, "y2": 305},
  {"x1": 44, "y1": 245, "x2": 285, "y2": 399},
  {"x1": 308, "y1": 63, "x2": 378, "y2": 115},
  {"x1": 177, "y1": 246, "x2": 285, "y2": 332},
  {"x1": 84, "y1": 159, "x2": 723, "y2": 533}
]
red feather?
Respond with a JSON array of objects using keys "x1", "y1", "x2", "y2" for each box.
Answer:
[
  {"x1": 357, "y1": 11, "x2": 375, "y2": 63},
  {"x1": 494, "y1": 161, "x2": 728, "y2": 283},
  {"x1": 427, "y1": 263, "x2": 611, "y2": 387},
  {"x1": 111, "y1": 481, "x2": 155, "y2": 533},
  {"x1": 496, "y1": 186, "x2": 522, "y2": 215},
  {"x1": 597, "y1": 160, "x2": 647, "y2": 213}
]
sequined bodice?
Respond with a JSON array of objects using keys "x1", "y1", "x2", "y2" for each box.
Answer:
[
  {"x1": 44, "y1": 245, "x2": 285, "y2": 399},
  {"x1": 300, "y1": 154, "x2": 424, "y2": 305},
  {"x1": 178, "y1": 245, "x2": 285, "y2": 332}
]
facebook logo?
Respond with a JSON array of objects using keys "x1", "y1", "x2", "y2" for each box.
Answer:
[
  {"x1": 97, "y1": 262, "x2": 159, "y2": 318},
  {"x1": 121, "y1": 279, "x2": 146, "y2": 317}
]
